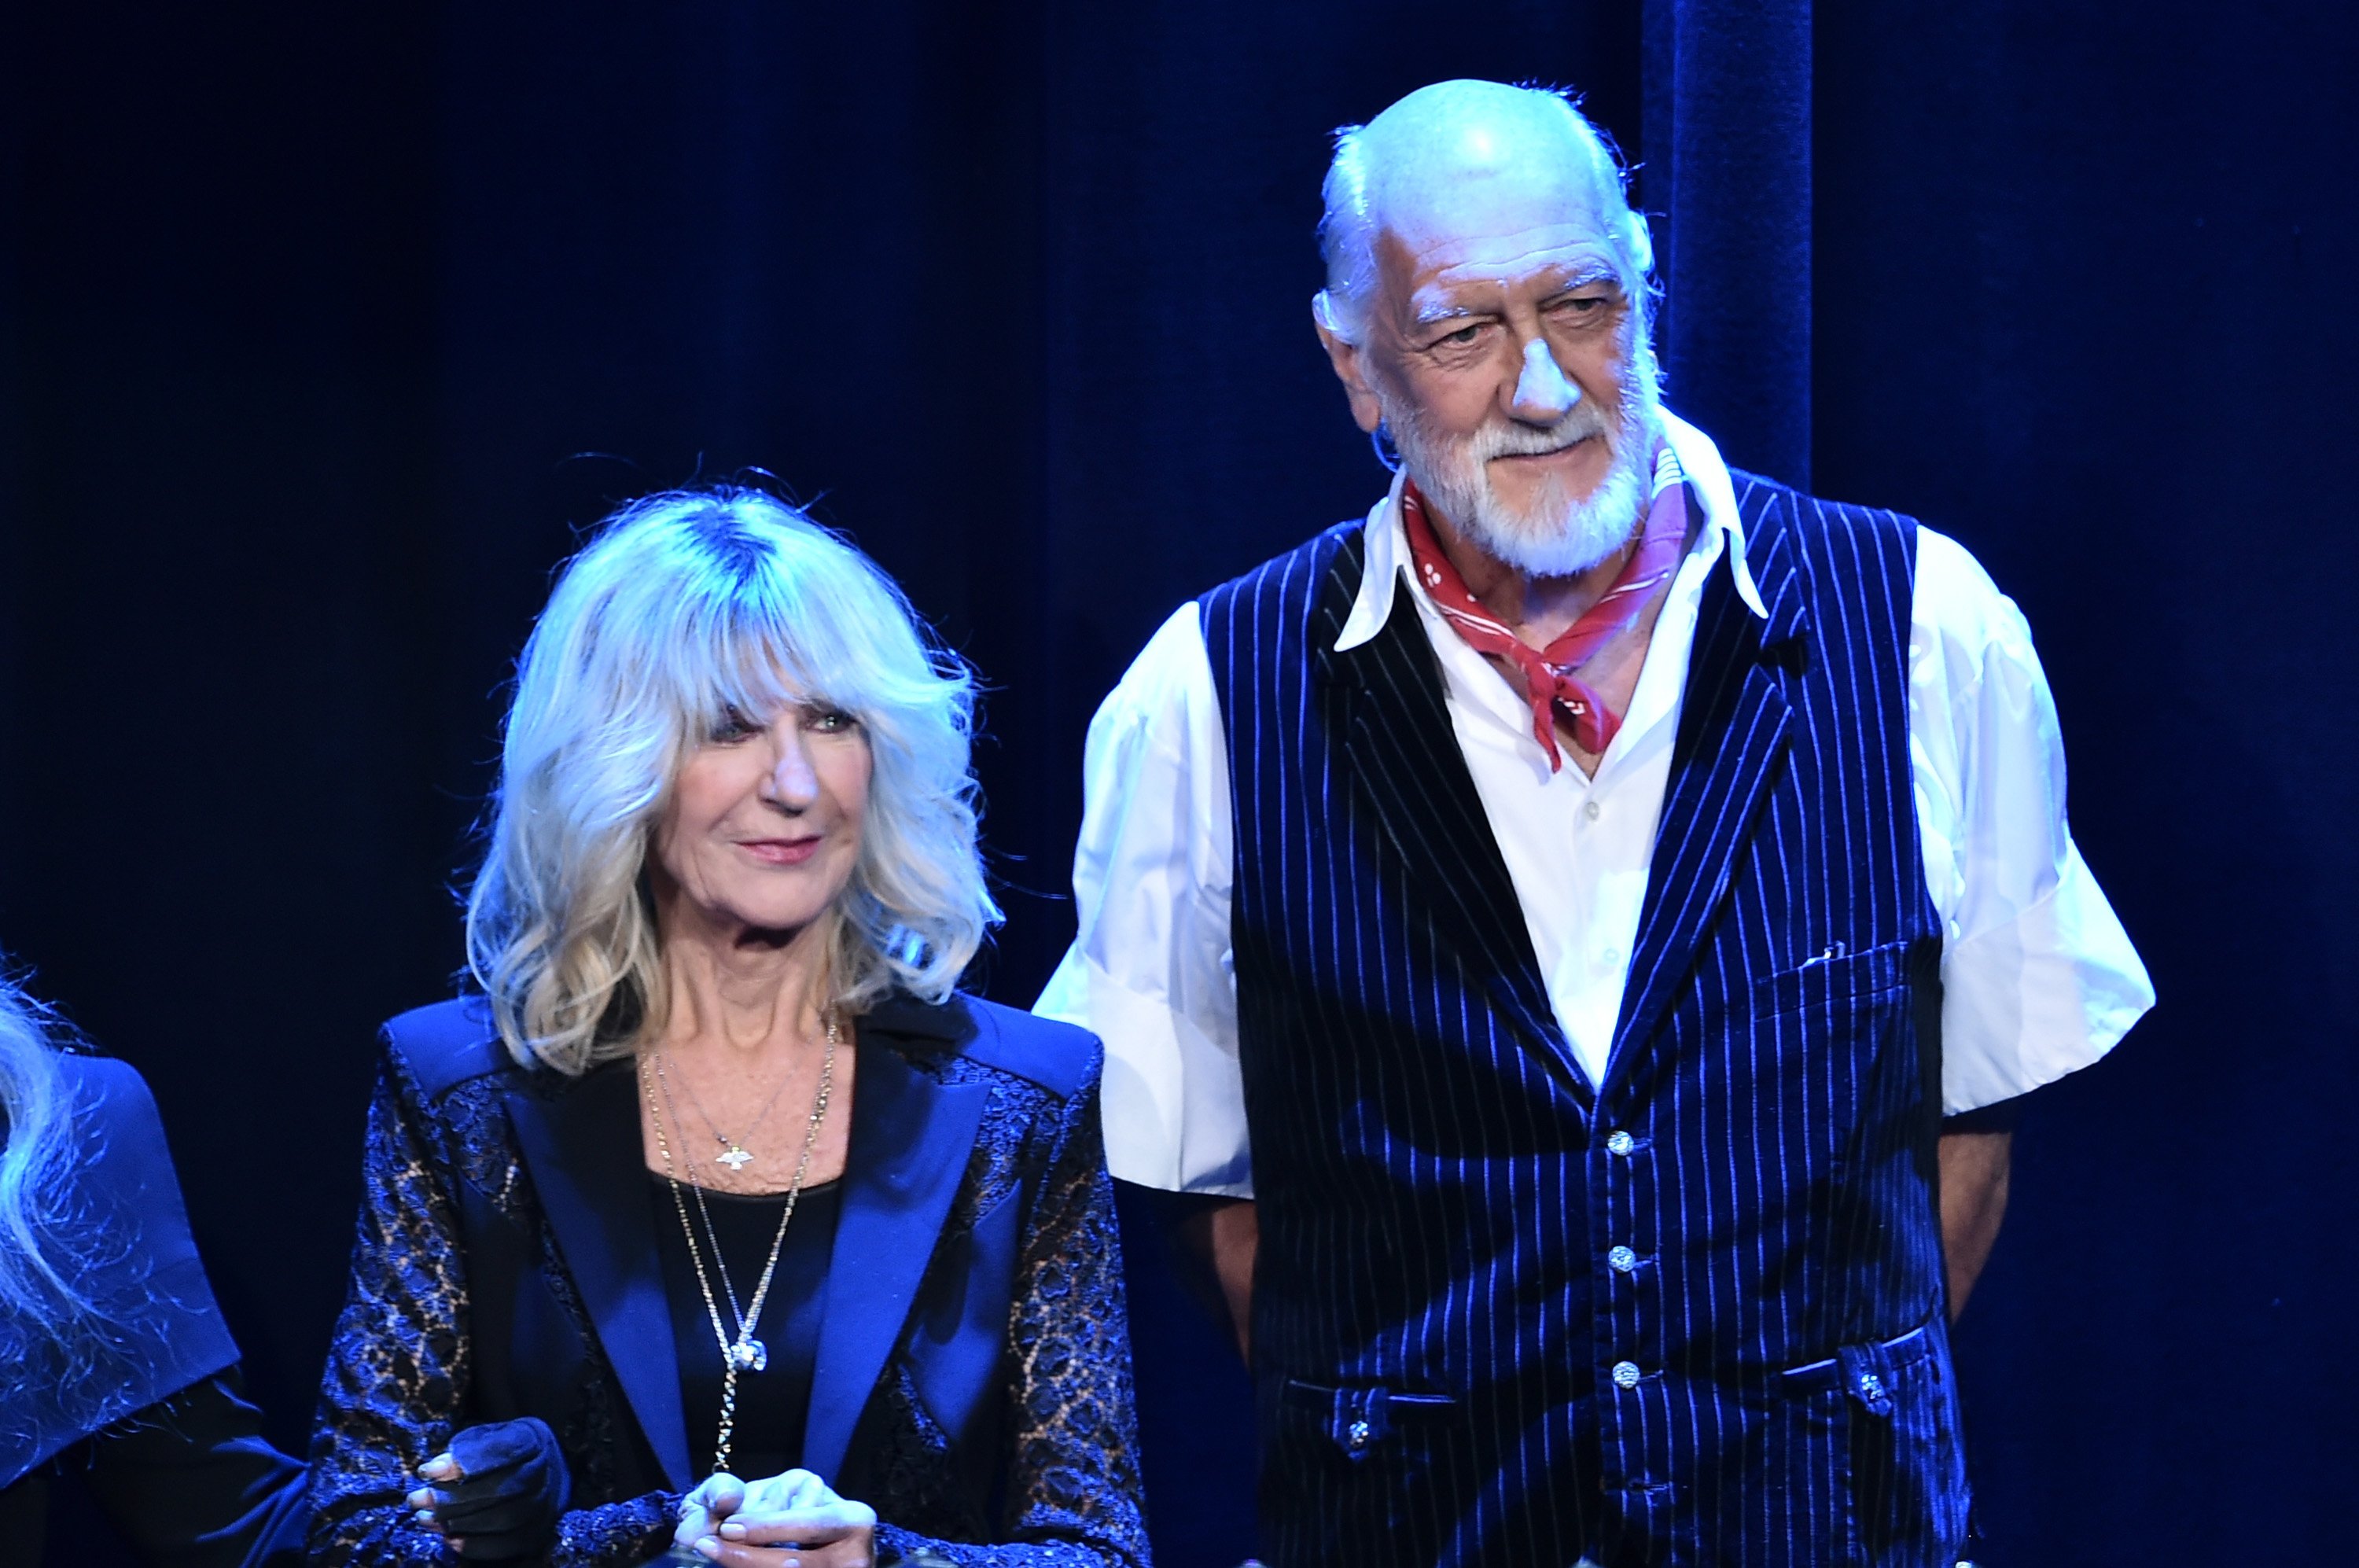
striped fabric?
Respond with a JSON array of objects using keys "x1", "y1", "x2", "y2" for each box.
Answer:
[{"x1": 1200, "y1": 471, "x2": 1969, "y2": 1566}]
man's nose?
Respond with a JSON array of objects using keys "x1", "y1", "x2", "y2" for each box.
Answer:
[
  {"x1": 1508, "y1": 336, "x2": 1579, "y2": 424},
  {"x1": 762, "y1": 729, "x2": 820, "y2": 808}
]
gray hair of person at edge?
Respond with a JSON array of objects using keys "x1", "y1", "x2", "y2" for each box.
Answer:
[
  {"x1": 1313, "y1": 79, "x2": 1659, "y2": 378},
  {"x1": 465, "y1": 486, "x2": 1002, "y2": 1080},
  {"x1": 0, "y1": 970, "x2": 115, "y2": 1389}
]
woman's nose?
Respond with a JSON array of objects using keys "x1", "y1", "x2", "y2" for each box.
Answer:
[{"x1": 762, "y1": 729, "x2": 820, "y2": 808}]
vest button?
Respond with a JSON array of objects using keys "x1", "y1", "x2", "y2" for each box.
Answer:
[
  {"x1": 1606, "y1": 1130, "x2": 1636, "y2": 1156},
  {"x1": 1610, "y1": 1360, "x2": 1643, "y2": 1389},
  {"x1": 1607, "y1": 1245, "x2": 1638, "y2": 1272}
]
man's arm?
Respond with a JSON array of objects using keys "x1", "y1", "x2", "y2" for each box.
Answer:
[
  {"x1": 1175, "y1": 1197, "x2": 1259, "y2": 1361},
  {"x1": 1907, "y1": 530, "x2": 2151, "y2": 1316},
  {"x1": 1033, "y1": 602, "x2": 1254, "y2": 1201},
  {"x1": 1910, "y1": 528, "x2": 2152, "y2": 1110},
  {"x1": 1937, "y1": 1128, "x2": 2011, "y2": 1319}
]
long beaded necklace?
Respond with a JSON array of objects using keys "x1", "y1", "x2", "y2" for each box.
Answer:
[{"x1": 639, "y1": 1013, "x2": 837, "y2": 1476}]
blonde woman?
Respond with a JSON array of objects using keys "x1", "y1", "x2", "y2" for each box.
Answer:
[
  {"x1": 0, "y1": 968, "x2": 307, "y2": 1566},
  {"x1": 307, "y1": 488, "x2": 1149, "y2": 1568}
]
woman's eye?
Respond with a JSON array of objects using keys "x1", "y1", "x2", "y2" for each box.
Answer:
[
  {"x1": 805, "y1": 708, "x2": 859, "y2": 734},
  {"x1": 708, "y1": 708, "x2": 763, "y2": 743}
]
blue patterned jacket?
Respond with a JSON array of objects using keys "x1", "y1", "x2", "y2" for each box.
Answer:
[{"x1": 307, "y1": 992, "x2": 1150, "y2": 1568}]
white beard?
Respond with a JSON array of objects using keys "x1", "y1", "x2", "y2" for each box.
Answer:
[{"x1": 1388, "y1": 374, "x2": 1662, "y2": 579}]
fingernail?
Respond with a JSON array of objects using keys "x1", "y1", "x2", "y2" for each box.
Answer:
[
  {"x1": 695, "y1": 1540, "x2": 722, "y2": 1560},
  {"x1": 413, "y1": 1510, "x2": 434, "y2": 1526},
  {"x1": 719, "y1": 1522, "x2": 746, "y2": 1539}
]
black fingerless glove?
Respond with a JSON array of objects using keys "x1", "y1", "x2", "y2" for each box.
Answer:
[{"x1": 432, "y1": 1415, "x2": 572, "y2": 1561}]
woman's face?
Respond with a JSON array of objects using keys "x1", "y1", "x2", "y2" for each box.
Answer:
[{"x1": 650, "y1": 699, "x2": 871, "y2": 939}]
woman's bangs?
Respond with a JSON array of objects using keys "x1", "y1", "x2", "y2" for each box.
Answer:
[{"x1": 675, "y1": 568, "x2": 874, "y2": 734}]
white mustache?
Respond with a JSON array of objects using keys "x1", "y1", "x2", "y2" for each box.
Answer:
[{"x1": 1469, "y1": 400, "x2": 1614, "y2": 462}]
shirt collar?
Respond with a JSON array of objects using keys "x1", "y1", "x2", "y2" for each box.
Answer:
[{"x1": 1332, "y1": 407, "x2": 1767, "y2": 653}]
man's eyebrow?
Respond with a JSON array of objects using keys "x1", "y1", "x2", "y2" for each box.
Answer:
[
  {"x1": 1409, "y1": 267, "x2": 1628, "y2": 328},
  {"x1": 1410, "y1": 300, "x2": 1489, "y2": 327},
  {"x1": 1547, "y1": 263, "x2": 1625, "y2": 293}
]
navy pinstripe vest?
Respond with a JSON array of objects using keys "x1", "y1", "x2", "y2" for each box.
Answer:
[{"x1": 1199, "y1": 472, "x2": 1969, "y2": 1567}]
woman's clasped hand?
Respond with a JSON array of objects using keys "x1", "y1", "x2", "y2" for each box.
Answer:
[{"x1": 675, "y1": 1470, "x2": 877, "y2": 1568}]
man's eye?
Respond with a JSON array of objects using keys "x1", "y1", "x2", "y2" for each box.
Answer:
[{"x1": 1436, "y1": 323, "x2": 1484, "y2": 347}]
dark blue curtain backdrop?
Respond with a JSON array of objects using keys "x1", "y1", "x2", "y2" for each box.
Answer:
[
  {"x1": 1645, "y1": 0, "x2": 1816, "y2": 488},
  {"x1": 0, "y1": 3, "x2": 2350, "y2": 1564}
]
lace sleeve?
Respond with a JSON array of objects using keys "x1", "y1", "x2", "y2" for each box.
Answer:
[
  {"x1": 306, "y1": 1050, "x2": 676, "y2": 1568},
  {"x1": 873, "y1": 1072, "x2": 1152, "y2": 1568}
]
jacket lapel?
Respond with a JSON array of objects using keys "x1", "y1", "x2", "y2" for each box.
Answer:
[
  {"x1": 1603, "y1": 533, "x2": 1811, "y2": 1095},
  {"x1": 800, "y1": 1010, "x2": 987, "y2": 1482},
  {"x1": 1322, "y1": 554, "x2": 1583, "y2": 1099},
  {"x1": 505, "y1": 1064, "x2": 693, "y2": 1490}
]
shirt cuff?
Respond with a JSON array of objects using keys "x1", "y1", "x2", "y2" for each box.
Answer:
[
  {"x1": 1938, "y1": 850, "x2": 2155, "y2": 1113},
  {"x1": 1037, "y1": 948, "x2": 1253, "y2": 1197}
]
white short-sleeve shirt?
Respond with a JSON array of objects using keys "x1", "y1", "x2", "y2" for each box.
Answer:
[{"x1": 1036, "y1": 411, "x2": 2154, "y2": 1197}]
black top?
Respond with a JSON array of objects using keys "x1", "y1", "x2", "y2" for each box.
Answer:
[
  {"x1": 647, "y1": 1172, "x2": 842, "y2": 1482},
  {"x1": 0, "y1": 1368, "x2": 307, "y2": 1568}
]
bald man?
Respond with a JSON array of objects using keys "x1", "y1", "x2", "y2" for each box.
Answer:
[{"x1": 1039, "y1": 80, "x2": 2150, "y2": 1566}]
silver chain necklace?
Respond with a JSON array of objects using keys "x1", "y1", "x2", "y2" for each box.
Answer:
[
  {"x1": 664, "y1": 1043, "x2": 805, "y2": 1174},
  {"x1": 639, "y1": 1012, "x2": 837, "y2": 1476},
  {"x1": 651, "y1": 1062, "x2": 757, "y2": 1332}
]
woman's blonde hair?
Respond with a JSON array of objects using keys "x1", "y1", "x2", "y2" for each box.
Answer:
[
  {"x1": 0, "y1": 975, "x2": 94, "y2": 1329},
  {"x1": 465, "y1": 487, "x2": 999, "y2": 1075}
]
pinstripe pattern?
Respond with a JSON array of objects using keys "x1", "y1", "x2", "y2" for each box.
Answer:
[{"x1": 1202, "y1": 472, "x2": 1967, "y2": 1566}]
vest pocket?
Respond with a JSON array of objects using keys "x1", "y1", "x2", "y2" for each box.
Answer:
[
  {"x1": 1746, "y1": 937, "x2": 1924, "y2": 1170},
  {"x1": 1752, "y1": 938, "x2": 1913, "y2": 1018},
  {"x1": 1278, "y1": 1377, "x2": 1459, "y2": 1460},
  {"x1": 1265, "y1": 1379, "x2": 1464, "y2": 1559},
  {"x1": 1783, "y1": 1320, "x2": 1970, "y2": 1565}
]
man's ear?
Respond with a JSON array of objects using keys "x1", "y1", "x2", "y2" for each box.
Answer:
[{"x1": 1312, "y1": 294, "x2": 1386, "y2": 435}]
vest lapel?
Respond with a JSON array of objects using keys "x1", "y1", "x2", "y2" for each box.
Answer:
[
  {"x1": 1604, "y1": 526, "x2": 1812, "y2": 1094},
  {"x1": 505, "y1": 1064, "x2": 693, "y2": 1490},
  {"x1": 1320, "y1": 549, "x2": 1584, "y2": 1100},
  {"x1": 800, "y1": 1029, "x2": 986, "y2": 1482}
]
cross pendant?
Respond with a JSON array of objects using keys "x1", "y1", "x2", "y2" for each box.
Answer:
[{"x1": 716, "y1": 1145, "x2": 753, "y2": 1172}]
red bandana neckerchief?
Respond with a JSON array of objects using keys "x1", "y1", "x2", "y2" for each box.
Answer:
[{"x1": 1398, "y1": 461, "x2": 1691, "y2": 771}]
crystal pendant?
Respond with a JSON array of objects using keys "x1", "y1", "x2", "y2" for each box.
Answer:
[{"x1": 729, "y1": 1339, "x2": 767, "y2": 1373}]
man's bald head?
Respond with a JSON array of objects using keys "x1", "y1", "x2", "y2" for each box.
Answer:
[{"x1": 1316, "y1": 81, "x2": 1652, "y2": 351}]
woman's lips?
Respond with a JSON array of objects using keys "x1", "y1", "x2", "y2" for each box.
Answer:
[{"x1": 737, "y1": 836, "x2": 823, "y2": 866}]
